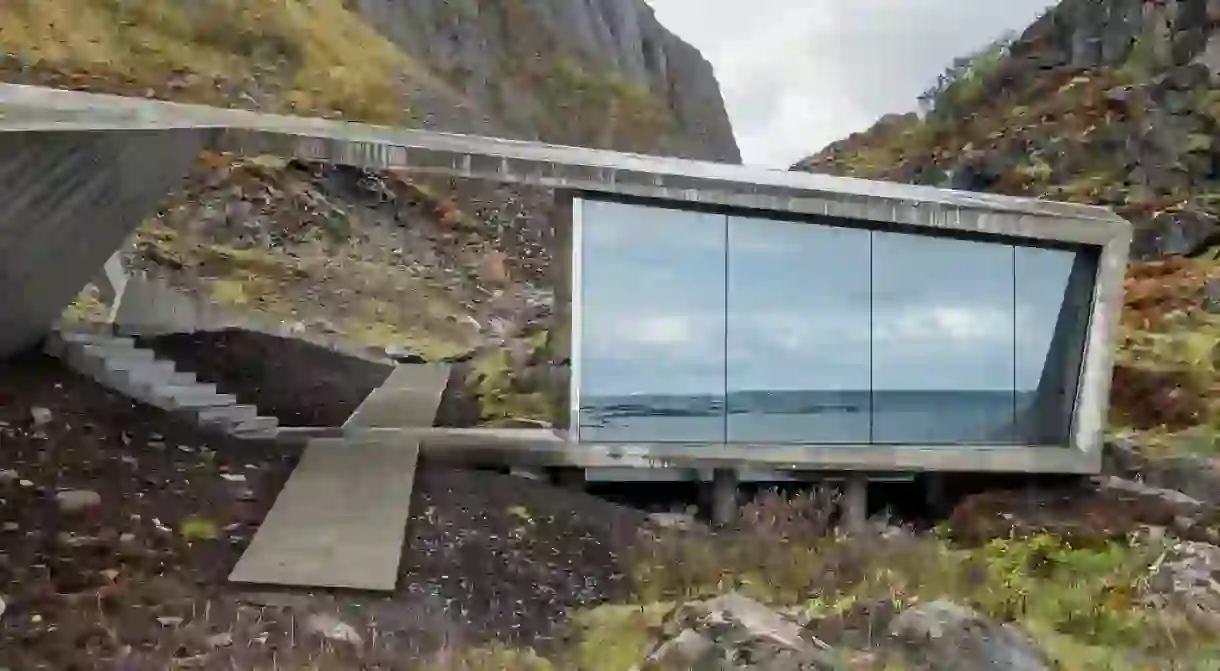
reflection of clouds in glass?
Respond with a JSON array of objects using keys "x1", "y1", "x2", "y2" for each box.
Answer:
[{"x1": 876, "y1": 304, "x2": 1013, "y2": 343}]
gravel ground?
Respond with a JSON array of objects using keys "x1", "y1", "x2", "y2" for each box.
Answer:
[
  {"x1": 136, "y1": 329, "x2": 393, "y2": 428},
  {"x1": 0, "y1": 351, "x2": 650, "y2": 669}
]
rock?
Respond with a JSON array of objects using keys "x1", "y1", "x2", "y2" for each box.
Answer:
[
  {"x1": 55, "y1": 490, "x2": 101, "y2": 513},
  {"x1": 29, "y1": 407, "x2": 52, "y2": 427},
  {"x1": 1146, "y1": 540, "x2": 1220, "y2": 632},
  {"x1": 384, "y1": 345, "x2": 427, "y2": 364},
  {"x1": 1205, "y1": 278, "x2": 1220, "y2": 313},
  {"x1": 1131, "y1": 208, "x2": 1220, "y2": 259},
  {"x1": 304, "y1": 613, "x2": 364, "y2": 647},
  {"x1": 1095, "y1": 476, "x2": 1206, "y2": 511},
  {"x1": 205, "y1": 632, "x2": 234, "y2": 648},
  {"x1": 639, "y1": 592, "x2": 840, "y2": 670},
  {"x1": 888, "y1": 601, "x2": 1051, "y2": 671},
  {"x1": 647, "y1": 512, "x2": 700, "y2": 532},
  {"x1": 1105, "y1": 440, "x2": 1220, "y2": 505}
]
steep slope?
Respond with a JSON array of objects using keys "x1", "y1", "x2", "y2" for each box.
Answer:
[
  {"x1": 2, "y1": 0, "x2": 739, "y2": 419},
  {"x1": 794, "y1": 0, "x2": 1220, "y2": 457}
]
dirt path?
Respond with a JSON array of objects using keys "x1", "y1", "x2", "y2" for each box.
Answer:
[{"x1": 0, "y1": 352, "x2": 647, "y2": 669}]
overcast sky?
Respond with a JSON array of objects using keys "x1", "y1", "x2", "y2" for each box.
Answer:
[{"x1": 646, "y1": 0, "x2": 1055, "y2": 167}]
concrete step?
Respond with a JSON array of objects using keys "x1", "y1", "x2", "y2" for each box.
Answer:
[
  {"x1": 230, "y1": 416, "x2": 281, "y2": 438},
  {"x1": 67, "y1": 345, "x2": 155, "y2": 372},
  {"x1": 197, "y1": 404, "x2": 260, "y2": 428},
  {"x1": 77, "y1": 343, "x2": 155, "y2": 365},
  {"x1": 56, "y1": 331, "x2": 133, "y2": 348},
  {"x1": 151, "y1": 386, "x2": 234, "y2": 409}
]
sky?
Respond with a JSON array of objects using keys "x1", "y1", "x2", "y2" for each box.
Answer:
[
  {"x1": 645, "y1": 0, "x2": 1056, "y2": 167},
  {"x1": 578, "y1": 200, "x2": 1079, "y2": 397}
]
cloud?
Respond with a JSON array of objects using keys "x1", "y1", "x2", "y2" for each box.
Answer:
[
  {"x1": 633, "y1": 314, "x2": 695, "y2": 347},
  {"x1": 880, "y1": 304, "x2": 1014, "y2": 343},
  {"x1": 646, "y1": 0, "x2": 1055, "y2": 166}
]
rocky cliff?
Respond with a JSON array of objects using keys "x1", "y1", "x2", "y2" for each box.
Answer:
[
  {"x1": 0, "y1": 0, "x2": 738, "y2": 163},
  {"x1": 350, "y1": 0, "x2": 740, "y2": 162},
  {"x1": 797, "y1": 0, "x2": 1220, "y2": 259}
]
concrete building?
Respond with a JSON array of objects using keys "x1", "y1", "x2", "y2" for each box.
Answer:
[{"x1": 0, "y1": 84, "x2": 1131, "y2": 484}]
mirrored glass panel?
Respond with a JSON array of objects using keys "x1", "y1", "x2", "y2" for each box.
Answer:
[
  {"x1": 1014, "y1": 246, "x2": 1097, "y2": 446},
  {"x1": 871, "y1": 231, "x2": 1016, "y2": 444},
  {"x1": 727, "y1": 217, "x2": 872, "y2": 443},
  {"x1": 576, "y1": 199, "x2": 727, "y2": 442}
]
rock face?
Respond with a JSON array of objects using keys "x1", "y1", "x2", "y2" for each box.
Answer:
[
  {"x1": 640, "y1": 593, "x2": 840, "y2": 670},
  {"x1": 887, "y1": 601, "x2": 1052, "y2": 671},
  {"x1": 793, "y1": 0, "x2": 1220, "y2": 261},
  {"x1": 350, "y1": 0, "x2": 741, "y2": 163}
]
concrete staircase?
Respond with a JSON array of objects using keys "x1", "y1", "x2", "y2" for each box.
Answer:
[{"x1": 45, "y1": 330, "x2": 280, "y2": 438}]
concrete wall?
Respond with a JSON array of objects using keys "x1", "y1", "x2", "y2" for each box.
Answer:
[
  {"x1": 112, "y1": 272, "x2": 245, "y2": 337},
  {"x1": 0, "y1": 129, "x2": 205, "y2": 356}
]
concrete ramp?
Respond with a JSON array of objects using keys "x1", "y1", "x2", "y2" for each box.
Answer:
[
  {"x1": 343, "y1": 363, "x2": 451, "y2": 429},
  {"x1": 229, "y1": 363, "x2": 450, "y2": 591},
  {"x1": 228, "y1": 436, "x2": 421, "y2": 591}
]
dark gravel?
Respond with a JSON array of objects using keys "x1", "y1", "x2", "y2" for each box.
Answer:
[
  {"x1": 0, "y1": 350, "x2": 652, "y2": 668},
  {"x1": 136, "y1": 328, "x2": 392, "y2": 427},
  {"x1": 401, "y1": 468, "x2": 649, "y2": 648}
]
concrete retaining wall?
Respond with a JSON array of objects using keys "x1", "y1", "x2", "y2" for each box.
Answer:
[{"x1": 0, "y1": 129, "x2": 206, "y2": 356}]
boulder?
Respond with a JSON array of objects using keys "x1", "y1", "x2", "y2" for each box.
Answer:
[
  {"x1": 1145, "y1": 539, "x2": 1220, "y2": 633},
  {"x1": 887, "y1": 601, "x2": 1052, "y2": 671},
  {"x1": 1105, "y1": 439, "x2": 1220, "y2": 505},
  {"x1": 1131, "y1": 208, "x2": 1220, "y2": 259},
  {"x1": 639, "y1": 593, "x2": 841, "y2": 670}
]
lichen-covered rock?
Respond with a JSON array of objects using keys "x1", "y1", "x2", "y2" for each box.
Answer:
[
  {"x1": 887, "y1": 601, "x2": 1052, "y2": 671},
  {"x1": 639, "y1": 593, "x2": 841, "y2": 670},
  {"x1": 1145, "y1": 539, "x2": 1220, "y2": 633}
]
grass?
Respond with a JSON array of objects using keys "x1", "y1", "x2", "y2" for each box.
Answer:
[
  {"x1": 412, "y1": 488, "x2": 1220, "y2": 669},
  {"x1": 0, "y1": 0, "x2": 414, "y2": 122}
]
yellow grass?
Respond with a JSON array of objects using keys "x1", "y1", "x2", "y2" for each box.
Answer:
[{"x1": 0, "y1": 0, "x2": 414, "y2": 122}]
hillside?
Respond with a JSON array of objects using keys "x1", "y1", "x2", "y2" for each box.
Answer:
[
  {"x1": 2, "y1": 0, "x2": 739, "y2": 422},
  {"x1": 794, "y1": 0, "x2": 1220, "y2": 459}
]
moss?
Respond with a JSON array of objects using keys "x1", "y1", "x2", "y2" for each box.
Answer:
[{"x1": 551, "y1": 604, "x2": 674, "y2": 671}]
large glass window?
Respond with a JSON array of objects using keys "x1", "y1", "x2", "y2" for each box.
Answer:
[
  {"x1": 1014, "y1": 246, "x2": 1097, "y2": 446},
  {"x1": 576, "y1": 200, "x2": 727, "y2": 442},
  {"x1": 573, "y1": 199, "x2": 1096, "y2": 447},
  {"x1": 870, "y1": 231, "x2": 1017, "y2": 444},
  {"x1": 726, "y1": 216, "x2": 872, "y2": 443}
]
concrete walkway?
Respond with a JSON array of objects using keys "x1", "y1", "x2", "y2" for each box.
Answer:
[
  {"x1": 343, "y1": 363, "x2": 451, "y2": 429},
  {"x1": 228, "y1": 363, "x2": 450, "y2": 591}
]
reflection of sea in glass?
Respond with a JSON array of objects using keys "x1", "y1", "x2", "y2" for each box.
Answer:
[
  {"x1": 577, "y1": 199, "x2": 726, "y2": 442},
  {"x1": 727, "y1": 216, "x2": 871, "y2": 443},
  {"x1": 573, "y1": 199, "x2": 1096, "y2": 448},
  {"x1": 870, "y1": 230, "x2": 1017, "y2": 445}
]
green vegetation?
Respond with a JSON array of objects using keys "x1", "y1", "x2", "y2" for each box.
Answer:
[
  {"x1": 534, "y1": 56, "x2": 678, "y2": 153},
  {"x1": 0, "y1": 0, "x2": 415, "y2": 122}
]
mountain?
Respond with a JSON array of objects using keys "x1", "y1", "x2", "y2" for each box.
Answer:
[
  {"x1": 2, "y1": 0, "x2": 740, "y2": 422},
  {"x1": 793, "y1": 0, "x2": 1220, "y2": 451}
]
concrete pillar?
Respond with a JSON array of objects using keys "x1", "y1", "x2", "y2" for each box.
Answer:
[
  {"x1": 843, "y1": 475, "x2": 868, "y2": 533},
  {"x1": 710, "y1": 468, "x2": 738, "y2": 527},
  {"x1": 553, "y1": 467, "x2": 585, "y2": 491}
]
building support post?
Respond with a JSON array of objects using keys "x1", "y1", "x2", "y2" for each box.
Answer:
[
  {"x1": 843, "y1": 475, "x2": 868, "y2": 533},
  {"x1": 553, "y1": 467, "x2": 585, "y2": 491},
  {"x1": 710, "y1": 468, "x2": 738, "y2": 527}
]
